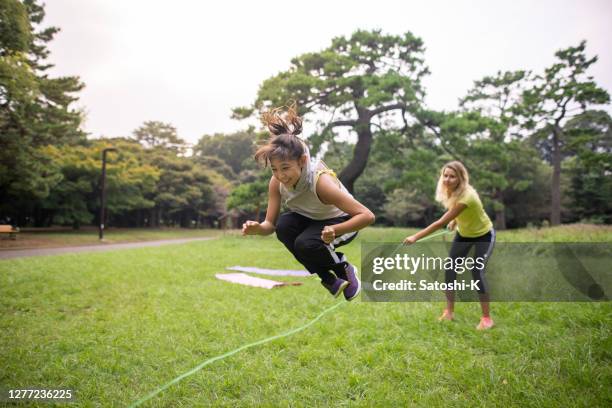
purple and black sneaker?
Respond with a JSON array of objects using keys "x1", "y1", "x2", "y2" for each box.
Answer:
[
  {"x1": 321, "y1": 278, "x2": 349, "y2": 298},
  {"x1": 343, "y1": 263, "x2": 361, "y2": 301}
]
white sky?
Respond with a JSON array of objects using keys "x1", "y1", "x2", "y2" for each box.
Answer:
[{"x1": 44, "y1": 0, "x2": 612, "y2": 144}]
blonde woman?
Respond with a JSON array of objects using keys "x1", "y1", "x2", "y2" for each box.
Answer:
[{"x1": 403, "y1": 161, "x2": 496, "y2": 330}]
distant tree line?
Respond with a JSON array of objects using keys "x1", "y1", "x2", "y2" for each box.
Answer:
[{"x1": 1, "y1": 1, "x2": 610, "y2": 229}]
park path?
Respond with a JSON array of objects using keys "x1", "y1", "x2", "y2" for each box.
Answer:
[{"x1": 0, "y1": 237, "x2": 215, "y2": 260}]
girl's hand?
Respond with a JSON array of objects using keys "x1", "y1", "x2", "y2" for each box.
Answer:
[
  {"x1": 321, "y1": 226, "x2": 336, "y2": 244},
  {"x1": 447, "y1": 220, "x2": 456, "y2": 231},
  {"x1": 242, "y1": 220, "x2": 261, "y2": 235},
  {"x1": 403, "y1": 235, "x2": 417, "y2": 245}
]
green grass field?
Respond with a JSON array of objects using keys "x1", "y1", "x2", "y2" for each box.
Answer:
[
  {"x1": 0, "y1": 228, "x2": 223, "y2": 250},
  {"x1": 1, "y1": 225, "x2": 610, "y2": 407}
]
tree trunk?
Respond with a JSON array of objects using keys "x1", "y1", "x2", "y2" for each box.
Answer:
[
  {"x1": 150, "y1": 207, "x2": 161, "y2": 228},
  {"x1": 551, "y1": 128, "x2": 562, "y2": 226},
  {"x1": 494, "y1": 206, "x2": 506, "y2": 230},
  {"x1": 424, "y1": 205, "x2": 435, "y2": 226},
  {"x1": 494, "y1": 188, "x2": 506, "y2": 230},
  {"x1": 338, "y1": 119, "x2": 373, "y2": 193}
]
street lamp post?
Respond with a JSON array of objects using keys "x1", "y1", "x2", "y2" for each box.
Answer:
[{"x1": 99, "y1": 148, "x2": 118, "y2": 240}]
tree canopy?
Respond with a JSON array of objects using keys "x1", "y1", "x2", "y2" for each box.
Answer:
[
  {"x1": 1, "y1": 0, "x2": 85, "y2": 221},
  {"x1": 234, "y1": 29, "x2": 429, "y2": 192},
  {"x1": 521, "y1": 41, "x2": 610, "y2": 224}
]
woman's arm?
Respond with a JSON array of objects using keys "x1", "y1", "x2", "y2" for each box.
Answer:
[
  {"x1": 403, "y1": 204, "x2": 466, "y2": 245},
  {"x1": 242, "y1": 177, "x2": 281, "y2": 236},
  {"x1": 316, "y1": 174, "x2": 375, "y2": 243}
]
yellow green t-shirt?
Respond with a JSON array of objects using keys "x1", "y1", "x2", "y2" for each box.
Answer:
[{"x1": 455, "y1": 187, "x2": 493, "y2": 238}]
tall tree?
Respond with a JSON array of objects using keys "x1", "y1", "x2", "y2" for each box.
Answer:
[
  {"x1": 144, "y1": 151, "x2": 215, "y2": 228},
  {"x1": 0, "y1": 0, "x2": 31, "y2": 54},
  {"x1": 132, "y1": 121, "x2": 186, "y2": 152},
  {"x1": 193, "y1": 128, "x2": 257, "y2": 175},
  {"x1": 521, "y1": 41, "x2": 610, "y2": 225},
  {"x1": 0, "y1": 0, "x2": 85, "y2": 223},
  {"x1": 457, "y1": 70, "x2": 532, "y2": 229},
  {"x1": 563, "y1": 110, "x2": 612, "y2": 223},
  {"x1": 226, "y1": 176, "x2": 268, "y2": 221},
  {"x1": 233, "y1": 29, "x2": 429, "y2": 192}
]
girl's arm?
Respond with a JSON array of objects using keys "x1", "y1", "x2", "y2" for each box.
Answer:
[
  {"x1": 242, "y1": 177, "x2": 281, "y2": 236},
  {"x1": 403, "y1": 204, "x2": 466, "y2": 244},
  {"x1": 316, "y1": 174, "x2": 375, "y2": 243}
]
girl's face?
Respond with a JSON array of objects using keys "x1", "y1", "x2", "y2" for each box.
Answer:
[
  {"x1": 442, "y1": 167, "x2": 460, "y2": 192},
  {"x1": 270, "y1": 156, "x2": 305, "y2": 188}
]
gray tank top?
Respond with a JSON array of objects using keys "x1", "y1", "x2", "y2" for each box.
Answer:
[{"x1": 279, "y1": 157, "x2": 352, "y2": 220}]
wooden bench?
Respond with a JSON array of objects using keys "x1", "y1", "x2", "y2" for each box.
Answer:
[{"x1": 0, "y1": 225, "x2": 19, "y2": 240}]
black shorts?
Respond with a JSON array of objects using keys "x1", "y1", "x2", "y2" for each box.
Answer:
[{"x1": 445, "y1": 229, "x2": 496, "y2": 294}]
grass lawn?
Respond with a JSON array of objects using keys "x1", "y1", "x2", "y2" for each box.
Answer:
[
  {"x1": 0, "y1": 228, "x2": 224, "y2": 250},
  {"x1": 1, "y1": 225, "x2": 610, "y2": 407}
]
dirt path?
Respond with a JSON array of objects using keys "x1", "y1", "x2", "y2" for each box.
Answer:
[{"x1": 0, "y1": 237, "x2": 215, "y2": 260}]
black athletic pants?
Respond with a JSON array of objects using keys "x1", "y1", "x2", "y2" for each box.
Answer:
[
  {"x1": 445, "y1": 229, "x2": 496, "y2": 294},
  {"x1": 275, "y1": 212, "x2": 357, "y2": 285}
]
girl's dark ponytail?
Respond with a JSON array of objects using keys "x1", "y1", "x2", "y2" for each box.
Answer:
[
  {"x1": 255, "y1": 103, "x2": 306, "y2": 166},
  {"x1": 260, "y1": 102, "x2": 302, "y2": 136}
]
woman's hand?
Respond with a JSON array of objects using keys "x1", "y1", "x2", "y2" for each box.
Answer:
[
  {"x1": 403, "y1": 235, "x2": 417, "y2": 245},
  {"x1": 447, "y1": 220, "x2": 456, "y2": 231},
  {"x1": 242, "y1": 220, "x2": 261, "y2": 236},
  {"x1": 321, "y1": 225, "x2": 336, "y2": 244}
]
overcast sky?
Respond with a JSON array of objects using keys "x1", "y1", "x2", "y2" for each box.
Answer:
[{"x1": 43, "y1": 0, "x2": 612, "y2": 144}]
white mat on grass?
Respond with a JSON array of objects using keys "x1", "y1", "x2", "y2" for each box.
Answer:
[
  {"x1": 215, "y1": 273, "x2": 303, "y2": 289},
  {"x1": 226, "y1": 265, "x2": 310, "y2": 277}
]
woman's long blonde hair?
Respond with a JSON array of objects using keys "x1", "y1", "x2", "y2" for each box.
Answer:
[{"x1": 435, "y1": 161, "x2": 474, "y2": 209}]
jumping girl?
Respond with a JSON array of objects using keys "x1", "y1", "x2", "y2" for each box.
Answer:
[
  {"x1": 242, "y1": 104, "x2": 375, "y2": 301},
  {"x1": 403, "y1": 161, "x2": 496, "y2": 330}
]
